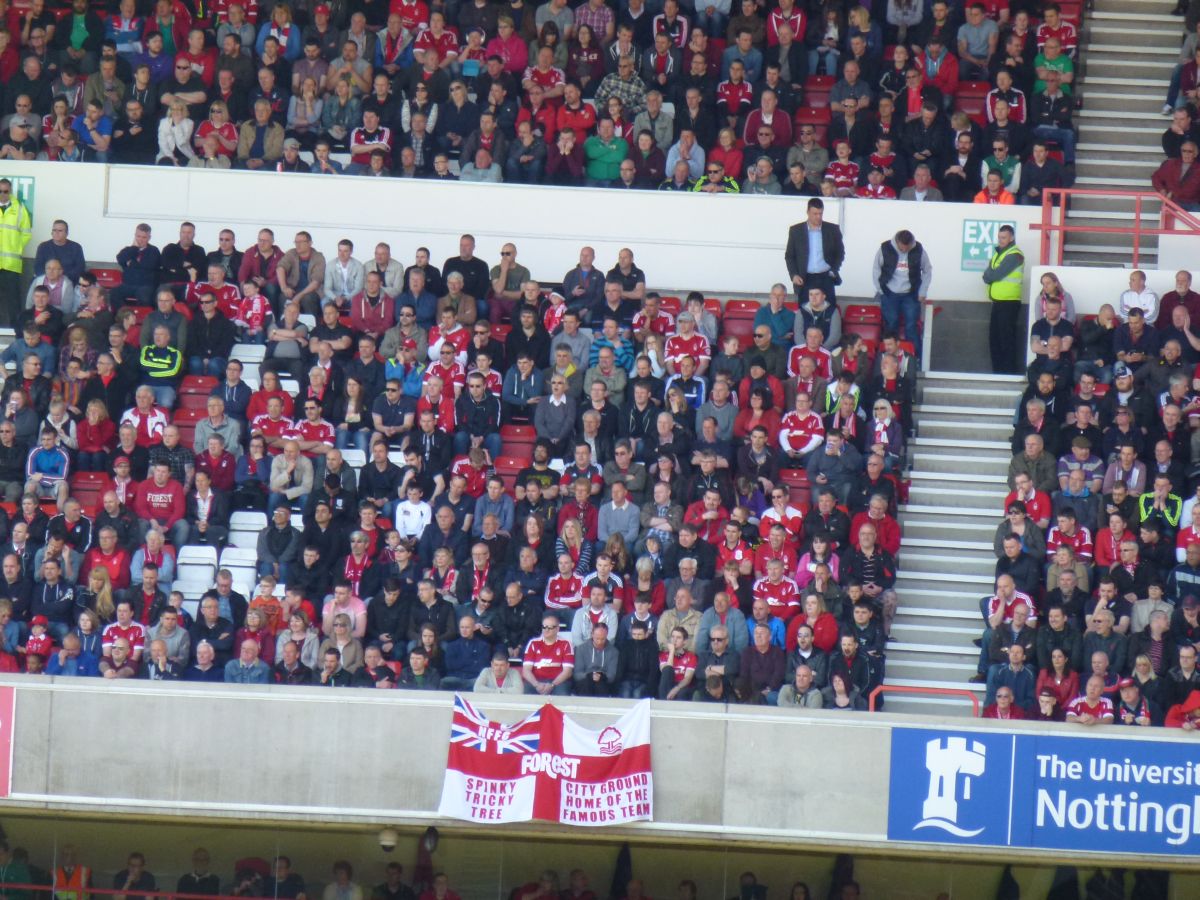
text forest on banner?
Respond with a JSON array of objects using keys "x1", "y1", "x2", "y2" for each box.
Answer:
[{"x1": 438, "y1": 696, "x2": 653, "y2": 827}]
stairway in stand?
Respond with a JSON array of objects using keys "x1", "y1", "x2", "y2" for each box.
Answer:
[
  {"x1": 885, "y1": 371, "x2": 1026, "y2": 717},
  {"x1": 1066, "y1": 0, "x2": 1181, "y2": 265}
]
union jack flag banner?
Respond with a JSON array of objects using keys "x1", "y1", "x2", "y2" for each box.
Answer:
[{"x1": 438, "y1": 697, "x2": 653, "y2": 826}]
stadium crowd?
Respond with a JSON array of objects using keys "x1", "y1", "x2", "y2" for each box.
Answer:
[
  {"x1": 1155, "y1": 5, "x2": 1200, "y2": 210},
  {"x1": 0, "y1": 844, "x2": 866, "y2": 900},
  {"x1": 0, "y1": 0, "x2": 1076, "y2": 199},
  {"x1": 980, "y1": 266, "x2": 1200, "y2": 728},
  {"x1": 0, "y1": 201, "x2": 928, "y2": 710}
]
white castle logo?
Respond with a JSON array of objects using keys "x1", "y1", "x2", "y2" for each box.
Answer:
[{"x1": 914, "y1": 737, "x2": 988, "y2": 837}]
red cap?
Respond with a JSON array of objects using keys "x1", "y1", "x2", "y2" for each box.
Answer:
[
  {"x1": 401, "y1": 338, "x2": 418, "y2": 351},
  {"x1": 31, "y1": 615, "x2": 48, "y2": 627},
  {"x1": 314, "y1": 3, "x2": 331, "y2": 14},
  {"x1": 1118, "y1": 677, "x2": 1137, "y2": 689},
  {"x1": 113, "y1": 455, "x2": 130, "y2": 466}
]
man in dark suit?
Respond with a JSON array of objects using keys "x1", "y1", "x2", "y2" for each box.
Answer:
[{"x1": 784, "y1": 198, "x2": 846, "y2": 306}]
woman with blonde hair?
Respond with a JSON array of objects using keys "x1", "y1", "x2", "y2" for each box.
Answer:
[
  {"x1": 77, "y1": 399, "x2": 116, "y2": 471},
  {"x1": 554, "y1": 517, "x2": 593, "y2": 575},
  {"x1": 194, "y1": 101, "x2": 238, "y2": 158},
  {"x1": 76, "y1": 567, "x2": 116, "y2": 624},
  {"x1": 157, "y1": 99, "x2": 196, "y2": 165}
]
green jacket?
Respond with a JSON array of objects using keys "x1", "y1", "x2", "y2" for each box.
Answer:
[{"x1": 583, "y1": 136, "x2": 629, "y2": 181}]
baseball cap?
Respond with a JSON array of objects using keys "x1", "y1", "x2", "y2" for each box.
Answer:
[
  {"x1": 1117, "y1": 677, "x2": 1136, "y2": 690},
  {"x1": 31, "y1": 615, "x2": 48, "y2": 627},
  {"x1": 314, "y1": 3, "x2": 331, "y2": 14},
  {"x1": 283, "y1": 137, "x2": 300, "y2": 150},
  {"x1": 401, "y1": 337, "x2": 417, "y2": 351},
  {"x1": 548, "y1": 290, "x2": 565, "y2": 303},
  {"x1": 114, "y1": 455, "x2": 130, "y2": 466},
  {"x1": 1113, "y1": 362, "x2": 1132, "y2": 379}
]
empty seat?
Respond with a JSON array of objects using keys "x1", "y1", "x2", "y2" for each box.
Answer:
[
  {"x1": 340, "y1": 449, "x2": 366, "y2": 468},
  {"x1": 803, "y1": 75, "x2": 836, "y2": 108},
  {"x1": 178, "y1": 545, "x2": 219, "y2": 568},
  {"x1": 230, "y1": 511, "x2": 267, "y2": 531},
  {"x1": 220, "y1": 547, "x2": 258, "y2": 569}
]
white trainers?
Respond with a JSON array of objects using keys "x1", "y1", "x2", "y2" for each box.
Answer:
[{"x1": 1163, "y1": 104, "x2": 1175, "y2": 115}]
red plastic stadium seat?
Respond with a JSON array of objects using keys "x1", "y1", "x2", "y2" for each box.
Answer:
[
  {"x1": 843, "y1": 304, "x2": 883, "y2": 342},
  {"x1": 1091, "y1": 384, "x2": 1110, "y2": 398},
  {"x1": 724, "y1": 299, "x2": 761, "y2": 318},
  {"x1": 704, "y1": 298, "x2": 723, "y2": 320},
  {"x1": 491, "y1": 324, "x2": 511, "y2": 341},
  {"x1": 659, "y1": 296, "x2": 681, "y2": 315},
  {"x1": 804, "y1": 75, "x2": 836, "y2": 109},
  {"x1": 493, "y1": 455, "x2": 531, "y2": 494},
  {"x1": 500, "y1": 424, "x2": 536, "y2": 457},
  {"x1": 898, "y1": 340, "x2": 917, "y2": 356},
  {"x1": 843, "y1": 304, "x2": 882, "y2": 324},
  {"x1": 794, "y1": 106, "x2": 831, "y2": 127},
  {"x1": 70, "y1": 472, "x2": 114, "y2": 490},
  {"x1": 93, "y1": 268, "x2": 122, "y2": 288},
  {"x1": 720, "y1": 317, "x2": 756, "y2": 352},
  {"x1": 173, "y1": 408, "x2": 206, "y2": 424},
  {"x1": 955, "y1": 81, "x2": 991, "y2": 126},
  {"x1": 783, "y1": 300, "x2": 799, "y2": 312},
  {"x1": 180, "y1": 375, "x2": 218, "y2": 395},
  {"x1": 179, "y1": 393, "x2": 210, "y2": 411},
  {"x1": 176, "y1": 424, "x2": 196, "y2": 447}
]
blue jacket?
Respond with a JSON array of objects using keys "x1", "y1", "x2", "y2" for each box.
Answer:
[
  {"x1": 46, "y1": 651, "x2": 101, "y2": 677},
  {"x1": 26, "y1": 446, "x2": 69, "y2": 483},
  {"x1": 501, "y1": 368, "x2": 545, "y2": 407},
  {"x1": 224, "y1": 659, "x2": 272, "y2": 683},
  {"x1": 443, "y1": 636, "x2": 491, "y2": 681}
]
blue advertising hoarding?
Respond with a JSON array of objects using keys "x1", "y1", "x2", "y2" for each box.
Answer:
[{"x1": 888, "y1": 727, "x2": 1200, "y2": 856}]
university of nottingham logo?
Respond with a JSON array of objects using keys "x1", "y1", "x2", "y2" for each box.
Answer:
[{"x1": 915, "y1": 736, "x2": 988, "y2": 837}]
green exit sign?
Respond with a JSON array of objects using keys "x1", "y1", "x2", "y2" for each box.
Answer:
[{"x1": 961, "y1": 218, "x2": 1016, "y2": 271}]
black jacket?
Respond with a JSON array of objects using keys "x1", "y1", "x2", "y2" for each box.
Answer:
[
  {"x1": 494, "y1": 597, "x2": 544, "y2": 653},
  {"x1": 454, "y1": 392, "x2": 501, "y2": 438},
  {"x1": 784, "y1": 220, "x2": 846, "y2": 282},
  {"x1": 186, "y1": 312, "x2": 237, "y2": 362}
]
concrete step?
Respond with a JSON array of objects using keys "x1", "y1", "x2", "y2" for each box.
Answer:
[
  {"x1": 894, "y1": 588, "x2": 987, "y2": 613},
  {"x1": 1085, "y1": 43, "x2": 1181, "y2": 59},
  {"x1": 883, "y1": 676, "x2": 985, "y2": 696},
  {"x1": 899, "y1": 503, "x2": 1003, "y2": 519},
  {"x1": 1088, "y1": 10, "x2": 1183, "y2": 24},
  {"x1": 917, "y1": 418, "x2": 1013, "y2": 442},
  {"x1": 902, "y1": 537, "x2": 994, "y2": 554},
  {"x1": 1081, "y1": 58, "x2": 1178, "y2": 80},
  {"x1": 887, "y1": 653, "x2": 979, "y2": 678},
  {"x1": 900, "y1": 551, "x2": 998, "y2": 577},
  {"x1": 895, "y1": 571, "x2": 996, "y2": 596},
  {"x1": 909, "y1": 470, "x2": 1007, "y2": 487},
  {"x1": 921, "y1": 371, "x2": 1025, "y2": 387},
  {"x1": 910, "y1": 452, "x2": 1012, "y2": 475},
  {"x1": 879, "y1": 694, "x2": 978, "y2": 717},
  {"x1": 910, "y1": 436, "x2": 1012, "y2": 454},
  {"x1": 920, "y1": 385, "x2": 1024, "y2": 409},
  {"x1": 1076, "y1": 143, "x2": 1171, "y2": 163},
  {"x1": 907, "y1": 487, "x2": 1007, "y2": 509},
  {"x1": 1080, "y1": 90, "x2": 1168, "y2": 111},
  {"x1": 1065, "y1": 227, "x2": 1160, "y2": 248},
  {"x1": 914, "y1": 403, "x2": 1013, "y2": 419},
  {"x1": 893, "y1": 612, "x2": 984, "y2": 640},
  {"x1": 899, "y1": 518, "x2": 997, "y2": 542},
  {"x1": 1071, "y1": 175, "x2": 1158, "y2": 189}
]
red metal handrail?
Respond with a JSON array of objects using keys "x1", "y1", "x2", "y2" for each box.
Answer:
[
  {"x1": 868, "y1": 684, "x2": 981, "y2": 716},
  {"x1": 1031, "y1": 188, "x2": 1200, "y2": 267}
]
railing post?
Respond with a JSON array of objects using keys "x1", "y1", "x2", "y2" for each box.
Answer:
[
  {"x1": 921, "y1": 303, "x2": 935, "y2": 372},
  {"x1": 1133, "y1": 193, "x2": 1142, "y2": 267}
]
